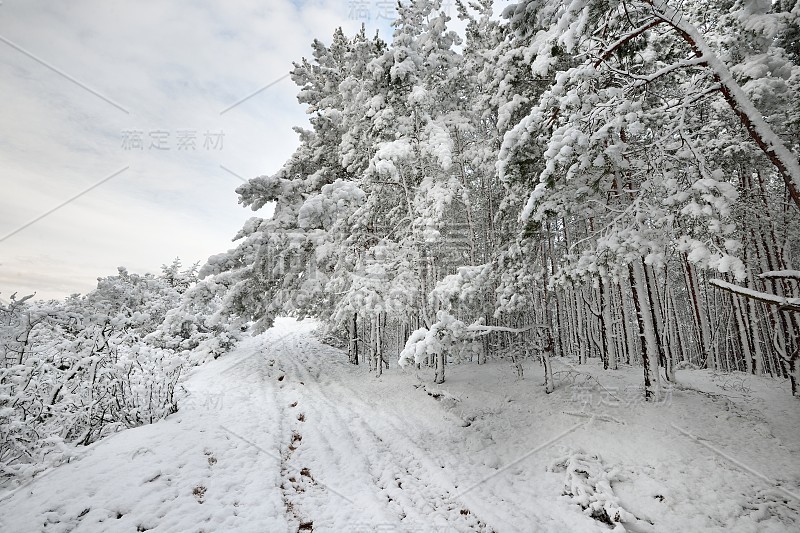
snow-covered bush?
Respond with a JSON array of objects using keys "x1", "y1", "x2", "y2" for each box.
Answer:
[
  {"x1": 146, "y1": 273, "x2": 241, "y2": 365},
  {"x1": 0, "y1": 261, "x2": 230, "y2": 487},
  {"x1": 398, "y1": 312, "x2": 469, "y2": 367},
  {"x1": 398, "y1": 311, "x2": 482, "y2": 383},
  {"x1": 549, "y1": 451, "x2": 636, "y2": 529}
]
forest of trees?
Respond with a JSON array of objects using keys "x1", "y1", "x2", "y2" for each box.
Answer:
[{"x1": 198, "y1": 0, "x2": 800, "y2": 397}]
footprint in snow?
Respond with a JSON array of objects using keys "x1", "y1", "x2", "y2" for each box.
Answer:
[{"x1": 193, "y1": 485, "x2": 206, "y2": 504}]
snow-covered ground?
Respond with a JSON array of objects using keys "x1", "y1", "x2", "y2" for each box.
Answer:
[{"x1": 1, "y1": 318, "x2": 798, "y2": 532}]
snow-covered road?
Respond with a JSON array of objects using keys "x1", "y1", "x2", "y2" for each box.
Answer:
[
  {"x1": 1, "y1": 318, "x2": 798, "y2": 532},
  {"x1": 197, "y1": 319, "x2": 574, "y2": 532}
]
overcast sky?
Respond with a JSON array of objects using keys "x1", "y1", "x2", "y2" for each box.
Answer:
[{"x1": 0, "y1": 0, "x2": 409, "y2": 300}]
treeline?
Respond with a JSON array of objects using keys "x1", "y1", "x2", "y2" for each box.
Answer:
[{"x1": 200, "y1": 0, "x2": 800, "y2": 396}]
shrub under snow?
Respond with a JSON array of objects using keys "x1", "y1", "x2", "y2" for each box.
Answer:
[{"x1": 0, "y1": 262, "x2": 233, "y2": 487}]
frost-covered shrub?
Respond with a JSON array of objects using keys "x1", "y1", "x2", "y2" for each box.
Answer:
[
  {"x1": 0, "y1": 261, "x2": 230, "y2": 487},
  {"x1": 398, "y1": 311, "x2": 479, "y2": 368},
  {"x1": 549, "y1": 451, "x2": 636, "y2": 528},
  {"x1": 145, "y1": 275, "x2": 242, "y2": 365}
]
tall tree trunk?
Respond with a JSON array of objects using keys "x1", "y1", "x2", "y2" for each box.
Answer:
[
  {"x1": 730, "y1": 288, "x2": 753, "y2": 374},
  {"x1": 602, "y1": 278, "x2": 617, "y2": 369},
  {"x1": 644, "y1": 265, "x2": 668, "y2": 373},
  {"x1": 683, "y1": 256, "x2": 716, "y2": 369},
  {"x1": 542, "y1": 329, "x2": 555, "y2": 394},
  {"x1": 575, "y1": 288, "x2": 588, "y2": 365},
  {"x1": 375, "y1": 314, "x2": 383, "y2": 377},
  {"x1": 629, "y1": 262, "x2": 658, "y2": 401},
  {"x1": 349, "y1": 313, "x2": 359, "y2": 365},
  {"x1": 542, "y1": 285, "x2": 555, "y2": 394},
  {"x1": 434, "y1": 349, "x2": 445, "y2": 384},
  {"x1": 597, "y1": 282, "x2": 610, "y2": 370}
]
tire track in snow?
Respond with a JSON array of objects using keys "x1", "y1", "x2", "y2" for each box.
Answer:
[
  {"x1": 288, "y1": 336, "x2": 521, "y2": 525},
  {"x1": 216, "y1": 331, "x2": 314, "y2": 531},
  {"x1": 272, "y1": 333, "x2": 398, "y2": 530},
  {"x1": 246, "y1": 331, "x2": 373, "y2": 532},
  {"x1": 284, "y1": 331, "x2": 581, "y2": 532},
  {"x1": 275, "y1": 331, "x2": 496, "y2": 532}
]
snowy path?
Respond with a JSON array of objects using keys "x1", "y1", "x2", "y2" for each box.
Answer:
[
  {"x1": 1, "y1": 318, "x2": 799, "y2": 532},
  {"x1": 216, "y1": 323, "x2": 523, "y2": 532}
]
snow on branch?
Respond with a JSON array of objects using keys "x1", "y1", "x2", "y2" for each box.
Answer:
[
  {"x1": 549, "y1": 452, "x2": 638, "y2": 527},
  {"x1": 759, "y1": 270, "x2": 800, "y2": 281},
  {"x1": 641, "y1": 0, "x2": 800, "y2": 209},
  {"x1": 709, "y1": 279, "x2": 800, "y2": 312},
  {"x1": 465, "y1": 323, "x2": 547, "y2": 335},
  {"x1": 593, "y1": 18, "x2": 663, "y2": 67},
  {"x1": 631, "y1": 57, "x2": 707, "y2": 86}
]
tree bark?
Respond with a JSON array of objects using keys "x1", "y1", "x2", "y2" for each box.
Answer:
[{"x1": 629, "y1": 262, "x2": 658, "y2": 400}]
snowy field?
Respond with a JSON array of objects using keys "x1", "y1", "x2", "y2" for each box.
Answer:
[{"x1": 1, "y1": 318, "x2": 798, "y2": 533}]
